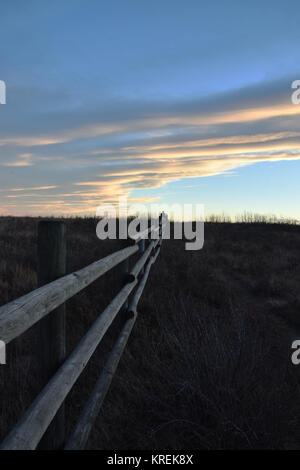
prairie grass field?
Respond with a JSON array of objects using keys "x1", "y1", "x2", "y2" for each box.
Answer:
[{"x1": 1, "y1": 216, "x2": 300, "y2": 449}]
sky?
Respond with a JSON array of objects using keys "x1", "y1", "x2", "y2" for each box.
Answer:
[{"x1": 0, "y1": 0, "x2": 300, "y2": 219}]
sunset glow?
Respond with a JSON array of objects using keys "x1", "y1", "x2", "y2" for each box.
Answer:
[{"x1": 0, "y1": 1, "x2": 299, "y2": 218}]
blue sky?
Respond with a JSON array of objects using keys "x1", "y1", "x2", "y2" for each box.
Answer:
[{"x1": 0, "y1": 0, "x2": 300, "y2": 218}]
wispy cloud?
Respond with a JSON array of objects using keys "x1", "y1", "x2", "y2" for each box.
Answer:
[{"x1": 0, "y1": 77, "x2": 299, "y2": 215}]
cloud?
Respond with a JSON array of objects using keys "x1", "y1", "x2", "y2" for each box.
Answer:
[
  {"x1": 1, "y1": 153, "x2": 34, "y2": 167},
  {"x1": 0, "y1": 77, "x2": 300, "y2": 215},
  {"x1": 0, "y1": 185, "x2": 57, "y2": 192}
]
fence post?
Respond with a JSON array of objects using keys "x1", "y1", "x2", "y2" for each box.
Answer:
[
  {"x1": 37, "y1": 220, "x2": 66, "y2": 449},
  {"x1": 159, "y1": 213, "x2": 162, "y2": 235},
  {"x1": 119, "y1": 239, "x2": 130, "y2": 312},
  {"x1": 138, "y1": 237, "x2": 145, "y2": 275},
  {"x1": 159, "y1": 212, "x2": 163, "y2": 247},
  {"x1": 146, "y1": 216, "x2": 151, "y2": 249}
]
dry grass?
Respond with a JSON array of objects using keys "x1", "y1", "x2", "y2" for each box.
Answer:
[{"x1": 1, "y1": 217, "x2": 300, "y2": 449}]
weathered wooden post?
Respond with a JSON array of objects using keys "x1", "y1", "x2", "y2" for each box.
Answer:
[
  {"x1": 138, "y1": 236, "x2": 145, "y2": 276},
  {"x1": 37, "y1": 220, "x2": 66, "y2": 449},
  {"x1": 146, "y1": 216, "x2": 151, "y2": 249},
  {"x1": 119, "y1": 239, "x2": 130, "y2": 311},
  {"x1": 159, "y1": 212, "x2": 163, "y2": 247},
  {"x1": 117, "y1": 218, "x2": 135, "y2": 317}
]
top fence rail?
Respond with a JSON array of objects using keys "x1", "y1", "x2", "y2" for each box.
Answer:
[{"x1": 0, "y1": 219, "x2": 167, "y2": 344}]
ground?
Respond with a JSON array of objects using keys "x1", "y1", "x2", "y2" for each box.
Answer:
[{"x1": 0, "y1": 217, "x2": 300, "y2": 449}]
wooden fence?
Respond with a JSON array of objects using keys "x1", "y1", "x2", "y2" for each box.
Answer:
[{"x1": 0, "y1": 213, "x2": 167, "y2": 450}]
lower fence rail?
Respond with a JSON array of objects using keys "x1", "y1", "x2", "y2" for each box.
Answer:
[{"x1": 65, "y1": 252, "x2": 159, "y2": 450}]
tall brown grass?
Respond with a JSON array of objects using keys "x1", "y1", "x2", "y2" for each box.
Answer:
[{"x1": 1, "y1": 217, "x2": 300, "y2": 449}]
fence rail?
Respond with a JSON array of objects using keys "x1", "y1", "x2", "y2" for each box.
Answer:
[{"x1": 0, "y1": 213, "x2": 167, "y2": 450}]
